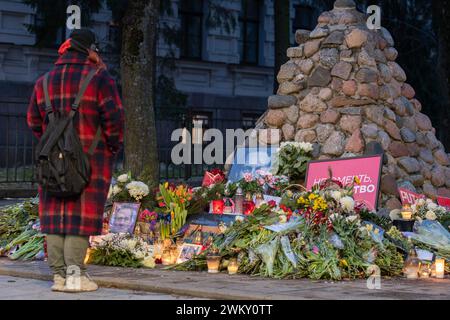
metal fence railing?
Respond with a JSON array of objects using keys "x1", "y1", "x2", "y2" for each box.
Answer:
[{"x1": 0, "y1": 112, "x2": 261, "y2": 185}]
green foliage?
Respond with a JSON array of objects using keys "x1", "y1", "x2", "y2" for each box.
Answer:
[
  {"x1": 89, "y1": 247, "x2": 143, "y2": 268},
  {"x1": 273, "y1": 143, "x2": 313, "y2": 182}
]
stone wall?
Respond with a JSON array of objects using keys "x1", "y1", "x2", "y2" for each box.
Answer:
[{"x1": 260, "y1": 0, "x2": 450, "y2": 208}]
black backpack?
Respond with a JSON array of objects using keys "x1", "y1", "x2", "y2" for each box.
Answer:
[{"x1": 35, "y1": 69, "x2": 101, "y2": 198}]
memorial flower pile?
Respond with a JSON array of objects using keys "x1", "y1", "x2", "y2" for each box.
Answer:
[
  {"x1": 89, "y1": 233, "x2": 155, "y2": 268},
  {"x1": 172, "y1": 184, "x2": 405, "y2": 280}
]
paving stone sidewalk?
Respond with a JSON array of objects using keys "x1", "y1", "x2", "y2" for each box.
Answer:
[{"x1": 0, "y1": 258, "x2": 449, "y2": 300}]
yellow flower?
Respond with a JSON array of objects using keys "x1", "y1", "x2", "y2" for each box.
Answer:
[
  {"x1": 354, "y1": 176, "x2": 361, "y2": 185},
  {"x1": 340, "y1": 259, "x2": 348, "y2": 267}
]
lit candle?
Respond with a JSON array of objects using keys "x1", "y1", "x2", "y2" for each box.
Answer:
[
  {"x1": 162, "y1": 249, "x2": 173, "y2": 266},
  {"x1": 435, "y1": 258, "x2": 445, "y2": 279},
  {"x1": 211, "y1": 200, "x2": 224, "y2": 214},
  {"x1": 227, "y1": 258, "x2": 239, "y2": 275},
  {"x1": 206, "y1": 255, "x2": 221, "y2": 273},
  {"x1": 401, "y1": 204, "x2": 413, "y2": 220}
]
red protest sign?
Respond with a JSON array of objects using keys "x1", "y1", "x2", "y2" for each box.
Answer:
[
  {"x1": 398, "y1": 188, "x2": 425, "y2": 205},
  {"x1": 437, "y1": 196, "x2": 450, "y2": 210},
  {"x1": 305, "y1": 155, "x2": 383, "y2": 211}
]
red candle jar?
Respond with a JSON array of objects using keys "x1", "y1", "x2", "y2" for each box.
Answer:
[
  {"x1": 243, "y1": 194, "x2": 255, "y2": 215},
  {"x1": 211, "y1": 199, "x2": 225, "y2": 214}
]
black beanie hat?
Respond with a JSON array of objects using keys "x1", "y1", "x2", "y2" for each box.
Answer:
[{"x1": 70, "y1": 28, "x2": 97, "y2": 50}]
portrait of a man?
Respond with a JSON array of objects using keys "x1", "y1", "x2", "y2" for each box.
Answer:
[{"x1": 109, "y1": 203, "x2": 140, "y2": 234}]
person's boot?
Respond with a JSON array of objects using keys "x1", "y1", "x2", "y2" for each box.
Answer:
[
  {"x1": 64, "y1": 274, "x2": 98, "y2": 292},
  {"x1": 51, "y1": 274, "x2": 66, "y2": 292}
]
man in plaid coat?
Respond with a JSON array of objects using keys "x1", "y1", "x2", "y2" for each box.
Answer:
[{"x1": 27, "y1": 29, "x2": 124, "y2": 292}]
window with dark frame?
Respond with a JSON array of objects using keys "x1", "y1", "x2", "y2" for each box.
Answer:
[
  {"x1": 239, "y1": 0, "x2": 261, "y2": 65},
  {"x1": 292, "y1": 5, "x2": 316, "y2": 32},
  {"x1": 242, "y1": 112, "x2": 262, "y2": 130},
  {"x1": 179, "y1": 0, "x2": 204, "y2": 59},
  {"x1": 191, "y1": 112, "x2": 212, "y2": 145}
]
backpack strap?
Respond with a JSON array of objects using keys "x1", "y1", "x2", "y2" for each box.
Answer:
[
  {"x1": 42, "y1": 73, "x2": 54, "y2": 123},
  {"x1": 69, "y1": 68, "x2": 98, "y2": 117},
  {"x1": 72, "y1": 68, "x2": 102, "y2": 156},
  {"x1": 88, "y1": 127, "x2": 102, "y2": 156}
]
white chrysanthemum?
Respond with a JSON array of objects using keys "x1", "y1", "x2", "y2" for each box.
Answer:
[
  {"x1": 126, "y1": 181, "x2": 149, "y2": 201},
  {"x1": 411, "y1": 204, "x2": 417, "y2": 213},
  {"x1": 340, "y1": 196, "x2": 355, "y2": 213},
  {"x1": 330, "y1": 191, "x2": 342, "y2": 202},
  {"x1": 426, "y1": 198, "x2": 433, "y2": 204},
  {"x1": 427, "y1": 202, "x2": 438, "y2": 210},
  {"x1": 389, "y1": 209, "x2": 401, "y2": 221},
  {"x1": 117, "y1": 174, "x2": 129, "y2": 183},
  {"x1": 425, "y1": 210, "x2": 437, "y2": 221},
  {"x1": 417, "y1": 198, "x2": 426, "y2": 206}
]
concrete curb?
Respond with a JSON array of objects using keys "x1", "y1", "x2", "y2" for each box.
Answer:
[
  {"x1": 0, "y1": 261, "x2": 266, "y2": 300},
  {"x1": 1, "y1": 259, "x2": 450, "y2": 300}
]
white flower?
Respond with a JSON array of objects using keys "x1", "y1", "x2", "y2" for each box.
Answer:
[
  {"x1": 134, "y1": 251, "x2": 145, "y2": 260},
  {"x1": 345, "y1": 215, "x2": 359, "y2": 223},
  {"x1": 427, "y1": 202, "x2": 438, "y2": 210},
  {"x1": 417, "y1": 198, "x2": 426, "y2": 206},
  {"x1": 126, "y1": 181, "x2": 149, "y2": 201},
  {"x1": 142, "y1": 257, "x2": 155, "y2": 268},
  {"x1": 280, "y1": 141, "x2": 313, "y2": 153},
  {"x1": 329, "y1": 213, "x2": 341, "y2": 221},
  {"x1": 298, "y1": 142, "x2": 314, "y2": 153},
  {"x1": 340, "y1": 196, "x2": 355, "y2": 213},
  {"x1": 426, "y1": 198, "x2": 433, "y2": 204},
  {"x1": 279, "y1": 215, "x2": 287, "y2": 224},
  {"x1": 330, "y1": 191, "x2": 342, "y2": 202},
  {"x1": 389, "y1": 209, "x2": 401, "y2": 221},
  {"x1": 411, "y1": 204, "x2": 417, "y2": 213},
  {"x1": 117, "y1": 174, "x2": 129, "y2": 183},
  {"x1": 112, "y1": 185, "x2": 122, "y2": 195},
  {"x1": 425, "y1": 210, "x2": 437, "y2": 221}
]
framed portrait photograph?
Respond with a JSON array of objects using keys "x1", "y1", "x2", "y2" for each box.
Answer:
[
  {"x1": 109, "y1": 202, "x2": 140, "y2": 234},
  {"x1": 176, "y1": 243, "x2": 203, "y2": 264}
]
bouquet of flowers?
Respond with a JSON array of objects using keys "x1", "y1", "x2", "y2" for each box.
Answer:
[
  {"x1": 109, "y1": 173, "x2": 153, "y2": 208},
  {"x1": 272, "y1": 142, "x2": 314, "y2": 182},
  {"x1": 157, "y1": 182, "x2": 193, "y2": 238},
  {"x1": 89, "y1": 233, "x2": 155, "y2": 268},
  {"x1": 237, "y1": 172, "x2": 264, "y2": 195}
]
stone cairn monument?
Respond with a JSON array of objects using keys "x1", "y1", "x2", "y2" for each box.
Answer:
[{"x1": 259, "y1": 0, "x2": 450, "y2": 209}]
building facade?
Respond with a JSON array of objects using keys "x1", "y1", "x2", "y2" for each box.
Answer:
[{"x1": 0, "y1": 0, "x2": 324, "y2": 181}]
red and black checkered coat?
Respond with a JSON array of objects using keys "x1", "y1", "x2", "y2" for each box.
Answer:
[{"x1": 27, "y1": 51, "x2": 124, "y2": 236}]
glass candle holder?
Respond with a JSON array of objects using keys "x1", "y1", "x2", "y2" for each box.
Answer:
[
  {"x1": 211, "y1": 200, "x2": 224, "y2": 214},
  {"x1": 419, "y1": 262, "x2": 431, "y2": 279},
  {"x1": 435, "y1": 258, "x2": 445, "y2": 279},
  {"x1": 401, "y1": 204, "x2": 413, "y2": 220},
  {"x1": 206, "y1": 255, "x2": 221, "y2": 273},
  {"x1": 227, "y1": 258, "x2": 239, "y2": 275},
  {"x1": 161, "y1": 249, "x2": 173, "y2": 266}
]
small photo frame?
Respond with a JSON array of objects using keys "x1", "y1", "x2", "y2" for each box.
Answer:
[
  {"x1": 109, "y1": 202, "x2": 140, "y2": 234},
  {"x1": 176, "y1": 243, "x2": 203, "y2": 264}
]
